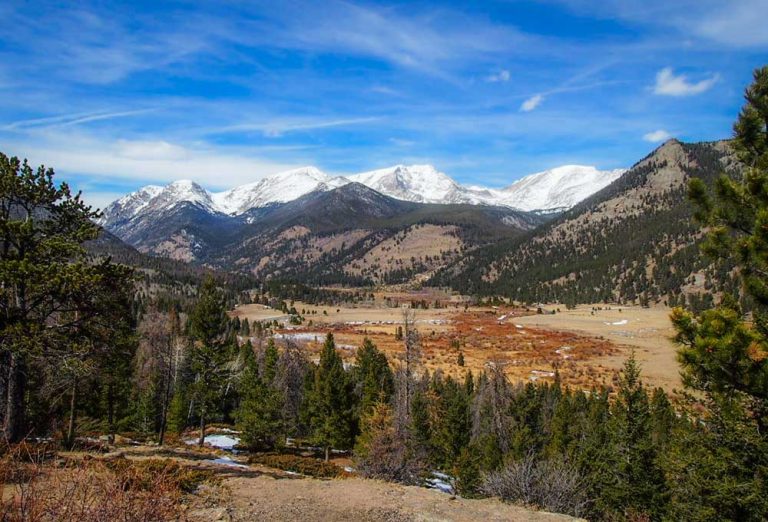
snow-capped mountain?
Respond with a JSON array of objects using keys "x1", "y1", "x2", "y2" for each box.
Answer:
[
  {"x1": 211, "y1": 166, "x2": 348, "y2": 215},
  {"x1": 489, "y1": 165, "x2": 626, "y2": 213},
  {"x1": 348, "y1": 165, "x2": 475, "y2": 204},
  {"x1": 98, "y1": 180, "x2": 215, "y2": 226},
  {"x1": 99, "y1": 163, "x2": 626, "y2": 233}
]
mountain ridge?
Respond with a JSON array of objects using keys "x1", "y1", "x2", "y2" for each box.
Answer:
[{"x1": 99, "y1": 162, "x2": 626, "y2": 229}]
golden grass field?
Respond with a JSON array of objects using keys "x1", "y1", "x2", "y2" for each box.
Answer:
[{"x1": 232, "y1": 297, "x2": 682, "y2": 393}]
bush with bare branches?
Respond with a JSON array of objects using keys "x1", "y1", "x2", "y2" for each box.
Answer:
[{"x1": 481, "y1": 453, "x2": 588, "y2": 518}]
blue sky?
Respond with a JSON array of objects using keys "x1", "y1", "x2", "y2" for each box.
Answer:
[{"x1": 0, "y1": 0, "x2": 766, "y2": 208}]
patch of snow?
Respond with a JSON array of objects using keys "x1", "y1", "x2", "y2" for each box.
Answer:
[
  {"x1": 208, "y1": 456, "x2": 249, "y2": 469},
  {"x1": 185, "y1": 434, "x2": 240, "y2": 450},
  {"x1": 425, "y1": 471, "x2": 455, "y2": 494},
  {"x1": 604, "y1": 319, "x2": 628, "y2": 326}
]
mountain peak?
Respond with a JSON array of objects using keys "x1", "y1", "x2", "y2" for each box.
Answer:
[{"x1": 495, "y1": 165, "x2": 626, "y2": 212}]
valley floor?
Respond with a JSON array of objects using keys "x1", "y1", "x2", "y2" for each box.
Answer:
[{"x1": 234, "y1": 296, "x2": 681, "y2": 392}]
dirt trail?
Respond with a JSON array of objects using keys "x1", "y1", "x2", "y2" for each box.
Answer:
[
  {"x1": 109, "y1": 446, "x2": 581, "y2": 521},
  {"x1": 189, "y1": 471, "x2": 581, "y2": 522}
]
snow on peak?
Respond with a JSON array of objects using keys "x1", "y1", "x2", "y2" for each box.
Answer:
[
  {"x1": 100, "y1": 162, "x2": 628, "y2": 231},
  {"x1": 211, "y1": 166, "x2": 348, "y2": 215},
  {"x1": 155, "y1": 179, "x2": 216, "y2": 211},
  {"x1": 493, "y1": 165, "x2": 626, "y2": 212},
  {"x1": 348, "y1": 164, "x2": 464, "y2": 204}
]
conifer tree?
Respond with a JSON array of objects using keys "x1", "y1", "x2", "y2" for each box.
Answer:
[
  {"x1": 188, "y1": 276, "x2": 233, "y2": 446},
  {"x1": 353, "y1": 338, "x2": 394, "y2": 416},
  {"x1": 236, "y1": 339, "x2": 283, "y2": 450},
  {"x1": 608, "y1": 352, "x2": 667, "y2": 519},
  {"x1": 0, "y1": 154, "x2": 133, "y2": 442},
  {"x1": 306, "y1": 333, "x2": 355, "y2": 461},
  {"x1": 671, "y1": 66, "x2": 768, "y2": 519}
]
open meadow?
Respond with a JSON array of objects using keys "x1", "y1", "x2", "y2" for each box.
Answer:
[{"x1": 232, "y1": 297, "x2": 682, "y2": 392}]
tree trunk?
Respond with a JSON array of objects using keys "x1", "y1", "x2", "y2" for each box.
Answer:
[
  {"x1": 4, "y1": 353, "x2": 26, "y2": 443},
  {"x1": 325, "y1": 445, "x2": 330, "y2": 462},
  {"x1": 65, "y1": 382, "x2": 77, "y2": 449},
  {"x1": 158, "y1": 379, "x2": 171, "y2": 446},
  {"x1": 107, "y1": 382, "x2": 115, "y2": 444},
  {"x1": 198, "y1": 414, "x2": 206, "y2": 447}
]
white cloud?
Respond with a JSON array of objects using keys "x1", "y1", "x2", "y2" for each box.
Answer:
[
  {"x1": 486, "y1": 69, "x2": 511, "y2": 82},
  {"x1": 643, "y1": 129, "x2": 672, "y2": 142},
  {"x1": 212, "y1": 117, "x2": 381, "y2": 138},
  {"x1": 2, "y1": 109, "x2": 155, "y2": 131},
  {"x1": 5, "y1": 132, "x2": 302, "y2": 190},
  {"x1": 520, "y1": 94, "x2": 544, "y2": 112},
  {"x1": 653, "y1": 67, "x2": 719, "y2": 96}
]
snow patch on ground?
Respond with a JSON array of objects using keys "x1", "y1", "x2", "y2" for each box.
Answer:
[
  {"x1": 207, "y1": 456, "x2": 249, "y2": 469},
  {"x1": 185, "y1": 434, "x2": 240, "y2": 450},
  {"x1": 604, "y1": 319, "x2": 628, "y2": 326},
  {"x1": 426, "y1": 471, "x2": 455, "y2": 494}
]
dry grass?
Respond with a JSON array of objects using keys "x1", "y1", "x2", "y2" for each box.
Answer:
[{"x1": 0, "y1": 443, "x2": 215, "y2": 521}]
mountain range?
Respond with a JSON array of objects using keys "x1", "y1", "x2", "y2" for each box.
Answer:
[
  {"x1": 97, "y1": 140, "x2": 738, "y2": 305},
  {"x1": 100, "y1": 163, "x2": 625, "y2": 227}
]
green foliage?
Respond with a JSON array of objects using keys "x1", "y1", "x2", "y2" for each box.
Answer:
[
  {"x1": 188, "y1": 276, "x2": 234, "y2": 442},
  {"x1": 236, "y1": 339, "x2": 284, "y2": 451},
  {"x1": 668, "y1": 65, "x2": 768, "y2": 522},
  {"x1": 353, "y1": 338, "x2": 394, "y2": 416},
  {"x1": 304, "y1": 333, "x2": 356, "y2": 459},
  {"x1": 0, "y1": 153, "x2": 134, "y2": 441},
  {"x1": 454, "y1": 446, "x2": 482, "y2": 498},
  {"x1": 606, "y1": 353, "x2": 668, "y2": 519}
]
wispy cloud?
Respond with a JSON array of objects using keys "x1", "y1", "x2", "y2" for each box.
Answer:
[
  {"x1": 520, "y1": 94, "x2": 544, "y2": 112},
  {"x1": 211, "y1": 117, "x2": 382, "y2": 138},
  {"x1": 653, "y1": 67, "x2": 719, "y2": 96},
  {"x1": 643, "y1": 129, "x2": 672, "y2": 142},
  {"x1": 486, "y1": 70, "x2": 511, "y2": 82},
  {"x1": 2, "y1": 109, "x2": 156, "y2": 131}
]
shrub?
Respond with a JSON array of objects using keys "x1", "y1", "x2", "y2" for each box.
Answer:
[
  {"x1": 481, "y1": 454, "x2": 587, "y2": 517},
  {"x1": 249, "y1": 453, "x2": 346, "y2": 478},
  {"x1": 0, "y1": 453, "x2": 211, "y2": 521}
]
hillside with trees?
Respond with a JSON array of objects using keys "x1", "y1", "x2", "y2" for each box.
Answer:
[{"x1": 432, "y1": 138, "x2": 742, "y2": 309}]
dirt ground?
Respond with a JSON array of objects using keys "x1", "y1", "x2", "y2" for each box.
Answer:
[
  {"x1": 108, "y1": 445, "x2": 579, "y2": 522},
  {"x1": 189, "y1": 471, "x2": 581, "y2": 522}
]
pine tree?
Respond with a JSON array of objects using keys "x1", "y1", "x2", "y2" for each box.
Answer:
[
  {"x1": 608, "y1": 352, "x2": 667, "y2": 519},
  {"x1": 671, "y1": 66, "x2": 768, "y2": 520},
  {"x1": 188, "y1": 276, "x2": 233, "y2": 446},
  {"x1": 353, "y1": 338, "x2": 394, "y2": 416},
  {"x1": 236, "y1": 339, "x2": 283, "y2": 450},
  {"x1": 0, "y1": 153, "x2": 134, "y2": 442},
  {"x1": 306, "y1": 333, "x2": 355, "y2": 461},
  {"x1": 649, "y1": 387, "x2": 674, "y2": 449},
  {"x1": 354, "y1": 400, "x2": 422, "y2": 484},
  {"x1": 454, "y1": 446, "x2": 482, "y2": 498}
]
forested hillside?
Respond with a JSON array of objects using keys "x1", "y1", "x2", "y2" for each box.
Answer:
[
  {"x1": 433, "y1": 139, "x2": 740, "y2": 308},
  {"x1": 208, "y1": 183, "x2": 544, "y2": 285}
]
